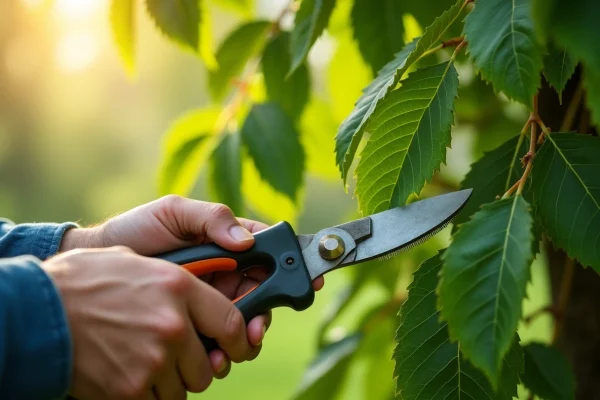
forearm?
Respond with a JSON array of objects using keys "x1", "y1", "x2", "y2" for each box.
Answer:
[{"x1": 0, "y1": 257, "x2": 71, "y2": 399}]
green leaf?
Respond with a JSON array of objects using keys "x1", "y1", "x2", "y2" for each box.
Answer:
[
  {"x1": 395, "y1": 252, "x2": 523, "y2": 399},
  {"x1": 261, "y1": 31, "x2": 310, "y2": 122},
  {"x1": 208, "y1": 132, "x2": 243, "y2": 215},
  {"x1": 210, "y1": 0, "x2": 253, "y2": 16},
  {"x1": 456, "y1": 134, "x2": 528, "y2": 226},
  {"x1": 158, "y1": 108, "x2": 220, "y2": 195},
  {"x1": 405, "y1": 0, "x2": 457, "y2": 28},
  {"x1": 292, "y1": 334, "x2": 361, "y2": 400},
  {"x1": 289, "y1": 0, "x2": 337, "y2": 74},
  {"x1": 543, "y1": 44, "x2": 577, "y2": 103},
  {"x1": 241, "y1": 156, "x2": 299, "y2": 225},
  {"x1": 583, "y1": 67, "x2": 600, "y2": 130},
  {"x1": 110, "y1": 0, "x2": 136, "y2": 76},
  {"x1": 145, "y1": 0, "x2": 201, "y2": 51},
  {"x1": 531, "y1": 133, "x2": 600, "y2": 272},
  {"x1": 533, "y1": 0, "x2": 600, "y2": 72},
  {"x1": 438, "y1": 196, "x2": 533, "y2": 386},
  {"x1": 464, "y1": 0, "x2": 543, "y2": 108},
  {"x1": 240, "y1": 103, "x2": 304, "y2": 201},
  {"x1": 208, "y1": 21, "x2": 271, "y2": 101},
  {"x1": 355, "y1": 61, "x2": 458, "y2": 214},
  {"x1": 455, "y1": 133, "x2": 542, "y2": 254},
  {"x1": 351, "y1": 0, "x2": 405, "y2": 73},
  {"x1": 335, "y1": 0, "x2": 466, "y2": 182},
  {"x1": 198, "y1": 2, "x2": 217, "y2": 70},
  {"x1": 522, "y1": 342, "x2": 575, "y2": 400}
]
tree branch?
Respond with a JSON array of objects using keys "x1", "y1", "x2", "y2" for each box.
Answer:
[
  {"x1": 516, "y1": 96, "x2": 539, "y2": 196},
  {"x1": 552, "y1": 256, "x2": 576, "y2": 342},
  {"x1": 560, "y1": 81, "x2": 584, "y2": 132}
]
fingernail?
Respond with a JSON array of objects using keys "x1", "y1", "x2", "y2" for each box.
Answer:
[
  {"x1": 216, "y1": 356, "x2": 227, "y2": 373},
  {"x1": 230, "y1": 225, "x2": 253, "y2": 242},
  {"x1": 257, "y1": 324, "x2": 266, "y2": 345}
]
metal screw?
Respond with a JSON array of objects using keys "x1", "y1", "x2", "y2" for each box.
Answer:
[
  {"x1": 318, "y1": 234, "x2": 345, "y2": 260},
  {"x1": 286, "y1": 257, "x2": 294, "y2": 265}
]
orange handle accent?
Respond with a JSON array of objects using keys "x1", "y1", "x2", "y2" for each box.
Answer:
[
  {"x1": 233, "y1": 284, "x2": 259, "y2": 303},
  {"x1": 183, "y1": 258, "x2": 237, "y2": 276}
]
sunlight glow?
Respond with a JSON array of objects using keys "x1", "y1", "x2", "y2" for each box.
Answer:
[
  {"x1": 53, "y1": 0, "x2": 106, "y2": 20},
  {"x1": 51, "y1": 0, "x2": 107, "y2": 74},
  {"x1": 20, "y1": 0, "x2": 45, "y2": 9},
  {"x1": 55, "y1": 32, "x2": 100, "y2": 73}
]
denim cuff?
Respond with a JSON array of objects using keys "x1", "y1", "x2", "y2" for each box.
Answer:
[
  {"x1": 0, "y1": 222, "x2": 78, "y2": 261},
  {"x1": 0, "y1": 257, "x2": 72, "y2": 399}
]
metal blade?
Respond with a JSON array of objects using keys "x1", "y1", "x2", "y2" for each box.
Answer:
[
  {"x1": 302, "y1": 189, "x2": 472, "y2": 279},
  {"x1": 350, "y1": 189, "x2": 472, "y2": 264}
]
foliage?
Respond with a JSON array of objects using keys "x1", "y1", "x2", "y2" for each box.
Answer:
[
  {"x1": 521, "y1": 342, "x2": 576, "y2": 400},
  {"x1": 109, "y1": 0, "x2": 600, "y2": 398},
  {"x1": 439, "y1": 196, "x2": 533, "y2": 385},
  {"x1": 355, "y1": 61, "x2": 458, "y2": 213},
  {"x1": 396, "y1": 252, "x2": 522, "y2": 399}
]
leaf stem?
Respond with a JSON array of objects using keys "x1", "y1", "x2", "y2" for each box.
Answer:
[{"x1": 420, "y1": 44, "x2": 444, "y2": 59}]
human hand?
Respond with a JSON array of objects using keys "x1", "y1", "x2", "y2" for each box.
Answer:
[
  {"x1": 60, "y1": 195, "x2": 324, "y2": 376},
  {"x1": 43, "y1": 247, "x2": 258, "y2": 399}
]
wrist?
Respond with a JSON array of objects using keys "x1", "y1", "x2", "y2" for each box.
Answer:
[{"x1": 59, "y1": 227, "x2": 100, "y2": 252}]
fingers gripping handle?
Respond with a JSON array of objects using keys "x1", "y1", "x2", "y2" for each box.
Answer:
[{"x1": 155, "y1": 222, "x2": 315, "y2": 352}]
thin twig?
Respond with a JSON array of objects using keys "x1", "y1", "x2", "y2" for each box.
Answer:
[
  {"x1": 560, "y1": 82, "x2": 584, "y2": 132},
  {"x1": 500, "y1": 118, "x2": 530, "y2": 198},
  {"x1": 523, "y1": 304, "x2": 555, "y2": 325},
  {"x1": 442, "y1": 37, "x2": 466, "y2": 48},
  {"x1": 516, "y1": 96, "x2": 539, "y2": 196},
  {"x1": 501, "y1": 179, "x2": 521, "y2": 199},
  {"x1": 452, "y1": 39, "x2": 468, "y2": 58},
  {"x1": 213, "y1": 1, "x2": 293, "y2": 133},
  {"x1": 552, "y1": 257, "x2": 576, "y2": 342}
]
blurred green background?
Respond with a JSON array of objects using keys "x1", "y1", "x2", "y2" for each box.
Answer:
[{"x1": 0, "y1": 1, "x2": 553, "y2": 398}]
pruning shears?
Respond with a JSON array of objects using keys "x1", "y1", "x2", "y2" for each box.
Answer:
[{"x1": 155, "y1": 189, "x2": 472, "y2": 351}]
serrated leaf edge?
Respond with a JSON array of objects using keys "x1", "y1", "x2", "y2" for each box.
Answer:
[{"x1": 438, "y1": 195, "x2": 534, "y2": 388}]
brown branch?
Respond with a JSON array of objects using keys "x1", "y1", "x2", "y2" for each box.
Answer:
[
  {"x1": 552, "y1": 257, "x2": 576, "y2": 342},
  {"x1": 523, "y1": 304, "x2": 556, "y2": 325},
  {"x1": 560, "y1": 82, "x2": 584, "y2": 132},
  {"x1": 442, "y1": 37, "x2": 466, "y2": 48},
  {"x1": 501, "y1": 179, "x2": 521, "y2": 199},
  {"x1": 501, "y1": 115, "x2": 532, "y2": 199},
  {"x1": 516, "y1": 96, "x2": 539, "y2": 196}
]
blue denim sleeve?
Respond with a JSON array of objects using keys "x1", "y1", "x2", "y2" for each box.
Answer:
[
  {"x1": 0, "y1": 220, "x2": 77, "y2": 399},
  {"x1": 0, "y1": 219, "x2": 78, "y2": 261}
]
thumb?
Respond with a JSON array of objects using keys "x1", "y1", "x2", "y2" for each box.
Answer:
[{"x1": 200, "y1": 203, "x2": 255, "y2": 251}]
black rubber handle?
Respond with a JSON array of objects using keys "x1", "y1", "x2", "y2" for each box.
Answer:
[{"x1": 154, "y1": 222, "x2": 315, "y2": 352}]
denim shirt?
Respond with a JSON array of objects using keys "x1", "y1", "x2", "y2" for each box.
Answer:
[{"x1": 0, "y1": 219, "x2": 76, "y2": 399}]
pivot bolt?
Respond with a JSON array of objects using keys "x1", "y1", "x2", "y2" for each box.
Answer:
[{"x1": 318, "y1": 234, "x2": 345, "y2": 260}]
